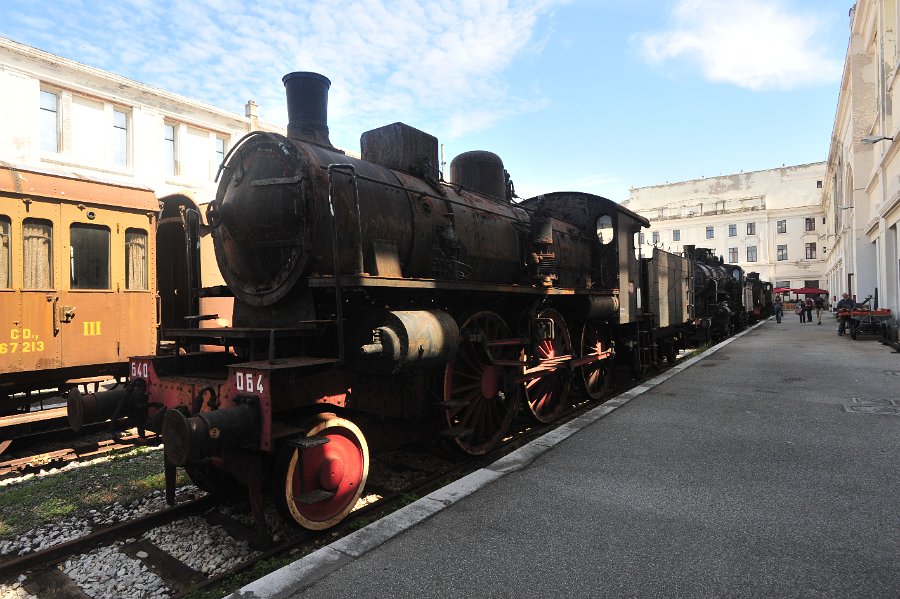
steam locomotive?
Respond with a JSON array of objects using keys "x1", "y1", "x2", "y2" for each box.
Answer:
[{"x1": 67, "y1": 72, "x2": 761, "y2": 533}]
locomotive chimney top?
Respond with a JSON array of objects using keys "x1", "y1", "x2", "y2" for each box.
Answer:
[{"x1": 283, "y1": 71, "x2": 333, "y2": 148}]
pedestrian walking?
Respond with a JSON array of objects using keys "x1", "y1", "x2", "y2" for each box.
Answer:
[
  {"x1": 774, "y1": 296, "x2": 783, "y2": 323},
  {"x1": 814, "y1": 295, "x2": 826, "y2": 324},
  {"x1": 797, "y1": 300, "x2": 806, "y2": 322},
  {"x1": 804, "y1": 297, "x2": 813, "y2": 323}
]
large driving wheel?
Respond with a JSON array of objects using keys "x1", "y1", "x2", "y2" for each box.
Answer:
[
  {"x1": 523, "y1": 309, "x2": 572, "y2": 423},
  {"x1": 442, "y1": 311, "x2": 519, "y2": 455},
  {"x1": 273, "y1": 414, "x2": 369, "y2": 530},
  {"x1": 578, "y1": 322, "x2": 612, "y2": 400}
]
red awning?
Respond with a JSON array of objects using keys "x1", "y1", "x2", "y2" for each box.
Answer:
[
  {"x1": 791, "y1": 287, "x2": 828, "y2": 295},
  {"x1": 773, "y1": 287, "x2": 791, "y2": 293}
]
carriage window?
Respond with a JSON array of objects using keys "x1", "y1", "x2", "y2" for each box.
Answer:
[
  {"x1": 125, "y1": 228, "x2": 148, "y2": 290},
  {"x1": 0, "y1": 217, "x2": 9, "y2": 288},
  {"x1": 596, "y1": 215, "x2": 614, "y2": 245},
  {"x1": 24, "y1": 219, "x2": 53, "y2": 289},
  {"x1": 70, "y1": 224, "x2": 110, "y2": 289}
]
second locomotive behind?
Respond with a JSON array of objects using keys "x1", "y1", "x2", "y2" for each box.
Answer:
[{"x1": 70, "y1": 71, "x2": 694, "y2": 533}]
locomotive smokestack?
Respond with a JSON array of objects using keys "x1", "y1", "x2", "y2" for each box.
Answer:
[{"x1": 283, "y1": 71, "x2": 333, "y2": 148}]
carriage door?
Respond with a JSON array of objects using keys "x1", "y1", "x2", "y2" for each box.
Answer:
[
  {"x1": 58, "y1": 205, "x2": 119, "y2": 368},
  {"x1": 6, "y1": 202, "x2": 63, "y2": 374},
  {"x1": 119, "y1": 218, "x2": 156, "y2": 359}
]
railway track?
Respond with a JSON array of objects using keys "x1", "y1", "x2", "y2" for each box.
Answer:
[
  {"x1": 0, "y1": 432, "x2": 159, "y2": 480},
  {"x1": 0, "y1": 444, "x2": 486, "y2": 598}
]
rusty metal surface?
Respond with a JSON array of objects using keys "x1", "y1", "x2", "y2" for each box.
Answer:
[{"x1": 0, "y1": 164, "x2": 158, "y2": 211}]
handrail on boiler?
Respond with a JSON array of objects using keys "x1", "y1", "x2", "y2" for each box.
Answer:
[{"x1": 326, "y1": 164, "x2": 365, "y2": 366}]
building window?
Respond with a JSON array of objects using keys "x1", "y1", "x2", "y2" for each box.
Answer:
[
  {"x1": 805, "y1": 243, "x2": 816, "y2": 259},
  {"x1": 776, "y1": 280, "x2": 790, "y2": 289},
  {"x1": 805, "y1": 217, "x2": 815, "y2": 232},
  {"x1": 728, "y1": 247, "x2": 738, "y2": 262},
  {"x1": 112, "y1": 109, "x2": 129, "y2": 167},
  {"x1": 23, "y1": 219, "x2": 53, "y2": 289},
  {"x1": 125, "y1": 229, "x2": 148, "y2": 290},
  {"x1": 706, "y1": 226, "x2": 714, "y2": 239},
  {"x1": 804, "y1": 280, "x2": 819, "y2": 288},
  {"x1": 747, "y1": 222, "x2": 756, "y2": 236},
  {"x1": 777, "y1": 244, "x2": 788, "y2": 261},
  {"x1": 728, "y1": 224, "x2": 736, "y2": 237},
  {"x1": 40, "y1": 90, "x2": 60, "y2": 153},
  {"x1": 652, "y1": 231, "x2": 659, "y2": 244},
  {"x1": 0, "y1": 216, "x2": 9, "y2": 288},
  {"x1": 70, "y1": 224, "x2": 110, "y2": 289},
  {"x1": 817, "y1": 180, "x2": 823, "y2": 188},
  {"x1": 673, "y1": 229, "x2": 680, "y2": 241},
  {"x1": 164, "y1": 123, "x2": 177, "y2": 177},
  {"x1": 215, "y1": 136, "x2": 226, "y2": 168},
  {"x1": 777, "y1": 220, "x2": 787, "y2": 233},
  {"x1": 747, "y1": 246, "x2": 757, "y2": 262}
]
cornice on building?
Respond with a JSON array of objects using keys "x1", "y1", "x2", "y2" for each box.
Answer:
[{"x1": 0, "y1": 36, "x2": 282, "y2": 133}]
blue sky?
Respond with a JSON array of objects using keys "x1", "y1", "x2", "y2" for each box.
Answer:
[{"x1": 1, "y1": 0, "x2": 850, "y2": 201}]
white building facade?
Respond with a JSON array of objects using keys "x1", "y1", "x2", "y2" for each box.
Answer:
[
  {"x1": 0, "y1": 36, "x2": 282, "y2": 204},
  {"x1": 623, "y1": 163, "x2": 829, "y2": 291},
  {"x1": 822, "y1": 0, "x2": 900, "y2": 313}
]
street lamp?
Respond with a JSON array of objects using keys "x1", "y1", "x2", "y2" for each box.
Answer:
[{"x1": 861, "y1": 134, "x2": 894, "y2": 144}]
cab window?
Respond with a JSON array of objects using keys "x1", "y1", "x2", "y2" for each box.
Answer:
[
  {"x1": 70, "y1": 224, "x2": 110, "y2": 289},
  {"x1": 125, "y1": 228, "x2": 148, "y2": 290},
  {"x1": 0, "y1": 216, "x2": 9, "y2": 288},
  {"x1": 24, "y1": 218, "x2": 53, "y2": 289},
  {"x1": 596, "y1": 215, "x2": 614, "y2": 245}
]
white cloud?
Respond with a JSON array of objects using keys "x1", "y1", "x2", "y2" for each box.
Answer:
[
  {"x1": 634, "y1": 0, "x2": 843, "y2": 90},
  {"x1": 0, "y1": 0, "x2": 566, "y2": 148}
]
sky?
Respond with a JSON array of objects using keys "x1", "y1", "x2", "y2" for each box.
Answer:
[{"x1": 0, "y1": 0, "x2": 852, "y2": 202}]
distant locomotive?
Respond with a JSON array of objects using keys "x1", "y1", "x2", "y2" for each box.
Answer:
[
  {"x1": 69, "y1": 72, "x2": 765, "y2": 533},
  {"x1": 744, "y1": 272, "x2": 774, "y2": 324},
  {"x1": 684, "y1": 245, "x2": 746, "y2": 340}
]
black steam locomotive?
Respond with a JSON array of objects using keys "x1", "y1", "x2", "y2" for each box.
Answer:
[{"x1": 68, "y1": 72, "x2": 763, "y2": 533}]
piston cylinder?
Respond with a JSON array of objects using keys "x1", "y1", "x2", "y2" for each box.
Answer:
[
  {"x1": 162, "y1": 402, "x2": 258, "y2": 466},
  {"x1": 584, "y1": 295, "x2": 620, "y2": 319},
  {"x1": 359, "y1": 310, "x2": 459, "y2": 372},
  {"x1": 66, "y1": 379, "x2": 147, "y2": 432}
]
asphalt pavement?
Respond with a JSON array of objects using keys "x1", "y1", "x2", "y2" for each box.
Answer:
[{"x1": 228, "y1": 312, "x2": 899, "y2": 599}]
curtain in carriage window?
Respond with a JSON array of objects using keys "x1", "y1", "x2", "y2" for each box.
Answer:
[
  {"x1": 23, "y1": 219, "x2": 53, "y2": 289},
  {"x1": 125, "y1": 229, "x2": 148, "y2": 290},
  {"x1": 0, "y1": 217, "x2": 9, "y2": 288}
]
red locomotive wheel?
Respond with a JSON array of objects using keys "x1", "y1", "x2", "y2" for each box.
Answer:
[
  {"x1": 523, "y1": 309, "x2": 572, "y2": 423},
  {"x1": 442, "y1": 311, "x2": 519, "y2": 455},
  {"x1": 273, "y1": 414, "x2": 369, "y2": 530},
  {"x1": 579, "y1": 322, "x2": 612, "y2": 401}
]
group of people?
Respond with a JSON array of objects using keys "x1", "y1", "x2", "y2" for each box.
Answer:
[
  {"x1": 772, "y1": 294, "x2": 827, "y2": 324},
  {"x1": 772, "y1": 292, "x2": 857, "y2": 336}
]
